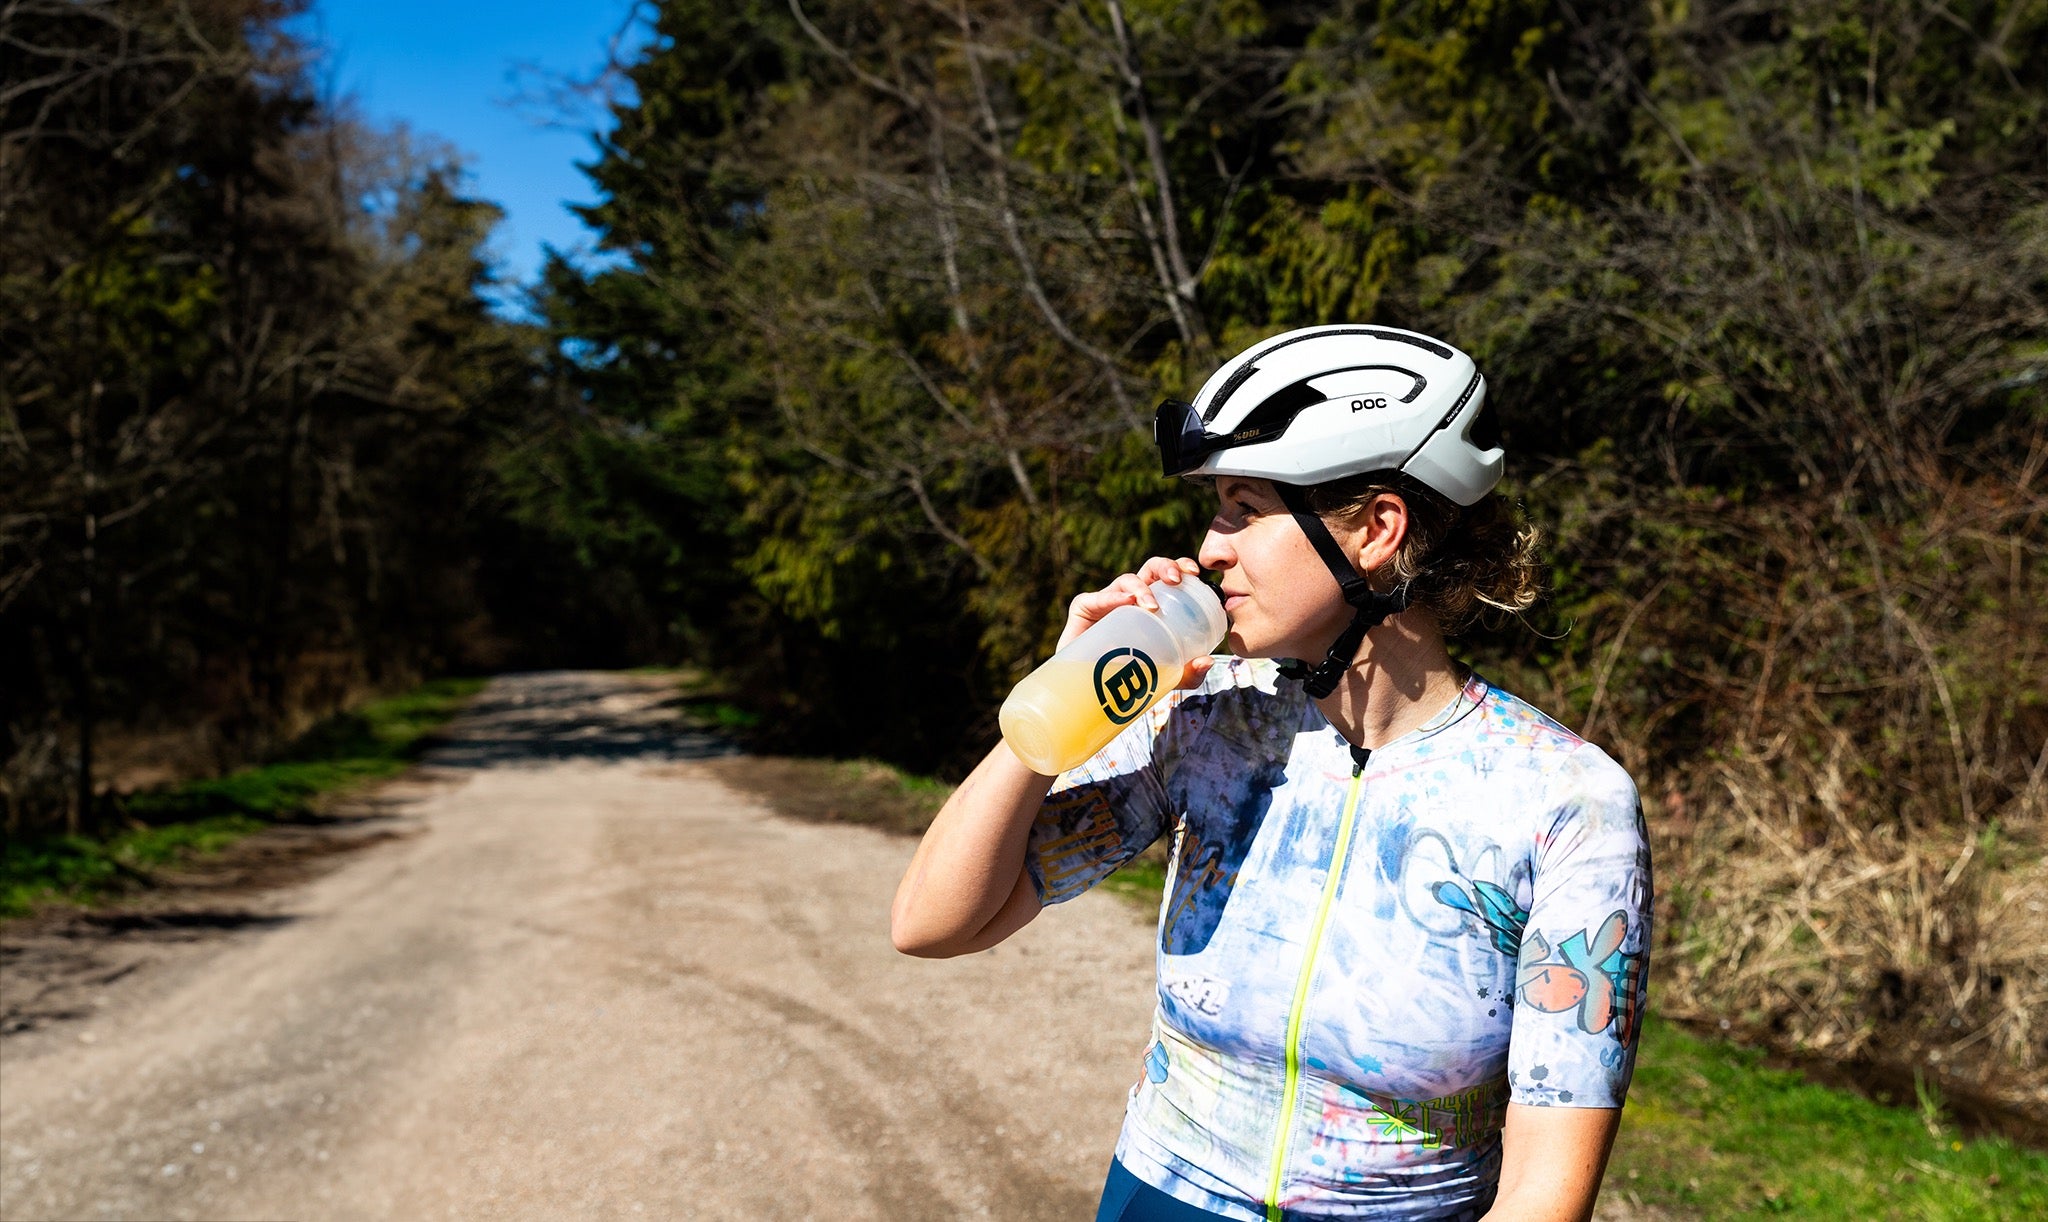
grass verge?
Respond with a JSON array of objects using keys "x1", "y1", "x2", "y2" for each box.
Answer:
[
  {"x1": 1, "y1": 677, "x2": 485, "y2": 918},
  {"x1": 715, "y1": 745, "x2": 2046, "y2": 1214},
  {"x1": 1609, "y1": 1017, "x2": 2045, "y2": 1218},
  {"x1": 1100, "y1": 853, "x2": 1169, "y2": 904},
  {"x1": 704, "y1": 754, "x2": 950, "y2": 836}
]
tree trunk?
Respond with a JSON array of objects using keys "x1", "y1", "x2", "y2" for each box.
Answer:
[
  {"x1": 258, "y1": 371, "x2": 307, "y2": 720},
  {"x1": 71, "y1": 382, "x2": 101, "y2": 837}
]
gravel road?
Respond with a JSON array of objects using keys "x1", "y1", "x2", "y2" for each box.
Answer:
[{"x1": 0, "y1": 672, "x2": 1158, "y2": 1221}]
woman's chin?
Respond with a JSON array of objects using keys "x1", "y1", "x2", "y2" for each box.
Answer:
[{"x1": 1225, "y1": 630, "x2": 1282, "y2": 660}]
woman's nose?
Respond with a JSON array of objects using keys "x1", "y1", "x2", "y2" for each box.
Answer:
[{"x1": 1197, "y1": 523, "x2": 1233, "y2": 572}]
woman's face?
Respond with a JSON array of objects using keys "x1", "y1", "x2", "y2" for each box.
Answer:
[{"x1": 1197, "y1": 476, "x2": 1358, "y2": 660}]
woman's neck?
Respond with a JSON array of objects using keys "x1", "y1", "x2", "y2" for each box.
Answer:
[{"x1": 1310, "y1": 611, "x2": 1465, "y2": 750}]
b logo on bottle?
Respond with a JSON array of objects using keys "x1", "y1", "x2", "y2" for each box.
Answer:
[{"x1": 1093, "y1": 648, "x2": 1158, "y2": 725}]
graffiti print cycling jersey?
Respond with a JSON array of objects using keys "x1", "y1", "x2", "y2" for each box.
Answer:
[{"x1": 1026, "y1": 658, "x2": 1651, "y2": 1222}]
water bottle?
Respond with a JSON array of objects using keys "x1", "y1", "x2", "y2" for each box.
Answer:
[{"x1": 999, "y1": 576, "x2": 1228, "y2": 775}]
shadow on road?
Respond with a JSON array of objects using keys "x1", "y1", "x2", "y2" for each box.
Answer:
[
  {"x1": 3, "y1": 909, "x2": 303, "y2": 1036},
  {"x1": 424, "y1": 673, "x2": 741, "y2": 770},
  {"x1": 75, "y1": 910, "x2": 297, "y2": 936}
]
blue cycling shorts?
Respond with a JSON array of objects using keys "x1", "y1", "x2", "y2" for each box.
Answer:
[{"x1": 1094, "y1": 1159, "x2": 1241, "y2": 1222}]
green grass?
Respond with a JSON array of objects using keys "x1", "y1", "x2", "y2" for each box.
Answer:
[
  {"x1": 1, "y1": 677, "x2": 485, "y2": 918},
  {"x1": 692, "y1": 699, "x2": 763, "y2": 734},
  {"x1": 1606, "y1": 1017, "x2": 2044, "y2": 1219},
  {"x1": 648, "y1": 670, "x2": 763, "y2": 736},
  {"x1": 1102, "y1": 855, "x2": 1168, "y2": 903}
]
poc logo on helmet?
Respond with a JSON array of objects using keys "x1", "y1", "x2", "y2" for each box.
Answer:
[
  {"x1": 1350, "y1": 396, "x2": 1389, "y2": 412},
  {"x1": 1093, "y1": 648, "x2": 1158, "y2": 725}
]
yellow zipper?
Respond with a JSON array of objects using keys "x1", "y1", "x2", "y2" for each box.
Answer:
[{"x1": 1264, "y1": 764, "x2": 1367, "y2": 1221}]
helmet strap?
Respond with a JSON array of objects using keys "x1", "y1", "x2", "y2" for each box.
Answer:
[{"x1": 1272, "y1": 482, "x2": 1411, "y2": 699}]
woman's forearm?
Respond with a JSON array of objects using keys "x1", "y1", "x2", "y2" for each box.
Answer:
[
  {"x1": 1477, "y1": 1104, "x2": 1619, "y2": 1222},
  {"x1": 889, "y1": 740, "x2": 1054, "y2": 957}
]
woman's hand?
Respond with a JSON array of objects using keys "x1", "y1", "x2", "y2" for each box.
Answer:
[{"x1": 1056, "y1": 556, "x2": 1215, "y2": 691}]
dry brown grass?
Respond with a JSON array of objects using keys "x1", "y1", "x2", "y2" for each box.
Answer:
[
  {"x1": 1497, "y1": 468, "x2": 2048, "y2": 1129},
  {"x1": 1652, "y1": 750, "x2": 2046, "y2": 1125}
]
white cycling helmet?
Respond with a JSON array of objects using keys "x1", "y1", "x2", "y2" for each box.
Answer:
[
  {"x1": 1154, "y1": 324, "x2": 1502, "y2": 503},
  {"x1": 1152, "y1": 325, "x2": 1504, "y2": 698}
]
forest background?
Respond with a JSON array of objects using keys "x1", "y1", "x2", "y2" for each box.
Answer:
[{"x1": 3, "y1": 0, "x2": 2044, "y2": 1126}]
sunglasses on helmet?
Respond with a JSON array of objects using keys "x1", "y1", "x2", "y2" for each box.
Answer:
[{"x1": 1153, "y1": 391, "x2": 1321, "y2": 478}]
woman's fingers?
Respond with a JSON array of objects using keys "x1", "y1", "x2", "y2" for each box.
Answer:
[
  {"x1": 1136, "y1": 555, "x2": 1201, "y2": 588},
  {"x1": 1176, "y1": 654, "x2": 1215, "y2": 691},
  {"x1": 1060, "y1": 583, "x2": 1137, "y2": 649},
  {"x1": 1135, "y1": 556, "x2": 1177, "y2": 585},
  {"x1": 1070, "y1": 582, "x2": 1140, "y2": 620},
  {"x1": 1129, "y1": 556, "x2": 1204, "y2": 608},
  {"x1": 1059, "y1": 557, "x2": 1206, "y2": 648}
]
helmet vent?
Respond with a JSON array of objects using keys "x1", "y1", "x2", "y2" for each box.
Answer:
[
  {"x1": 1235, "y1": 381, "x2": 1326, "y2": 434},
  {"x1": 1202, "y1": 361, "x2": 1263, "y2": 423},
  {"x1": 1199, "y1": 327, "x2": 1453, "y2": 422}
]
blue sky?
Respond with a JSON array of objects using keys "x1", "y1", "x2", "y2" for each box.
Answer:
[{"x1": 294, "y1": 1, "x2": 653, "y2": 315}]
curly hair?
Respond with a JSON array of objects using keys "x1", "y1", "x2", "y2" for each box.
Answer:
[{"x1": 1303, "y1": 472, "x2": 1543, "y2": 637}]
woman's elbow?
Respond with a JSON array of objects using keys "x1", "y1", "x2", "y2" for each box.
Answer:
[
  {"x1": 888, "y1": 897, "x2": 965, "y2": 958},
  {"x1": 890, "y1": 866, "x2": 1039, "y2": 957},
  {"x1": 890, "y1": 915, "x2": 967, "y2": 958}
]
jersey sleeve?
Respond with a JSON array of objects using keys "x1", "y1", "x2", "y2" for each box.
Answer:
[
  {"x1": 1022, "y1": 705, "x2": 1177, "y2": 906},
  {"x1": 1508, "y1": 749, "x2": 1653, "y2": 1108},
  {"x1": 1022, "y1": 658, "x2": 1253, "y2": 905}
]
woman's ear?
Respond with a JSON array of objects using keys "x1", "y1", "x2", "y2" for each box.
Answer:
[{"x1": 1351, "y1": 492, "x2": 1410, "y2": 579}]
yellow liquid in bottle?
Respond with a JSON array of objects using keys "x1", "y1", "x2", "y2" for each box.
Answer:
[{"x1": 999, "y1": 612, "x2": 1187, "y2": 776}]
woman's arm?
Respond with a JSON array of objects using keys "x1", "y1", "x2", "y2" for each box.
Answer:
[
  {"x1": 1492, "y1": 757, "x2": 1649, "y2": 1217},
  {"x1": 888, "y1": 555, "x2": 1209, "y2": 958},
  {"x1": 1479, "y1": 1103, "x2": 1622, "y2": 1222},
  {"x1": 888, "y1": 742, "x2": 1054, "y2": 957}
]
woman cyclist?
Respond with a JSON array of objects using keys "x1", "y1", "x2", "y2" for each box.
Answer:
[{"x1": 891, "y1": 325, "x2": 1651, "y2": 1222}]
